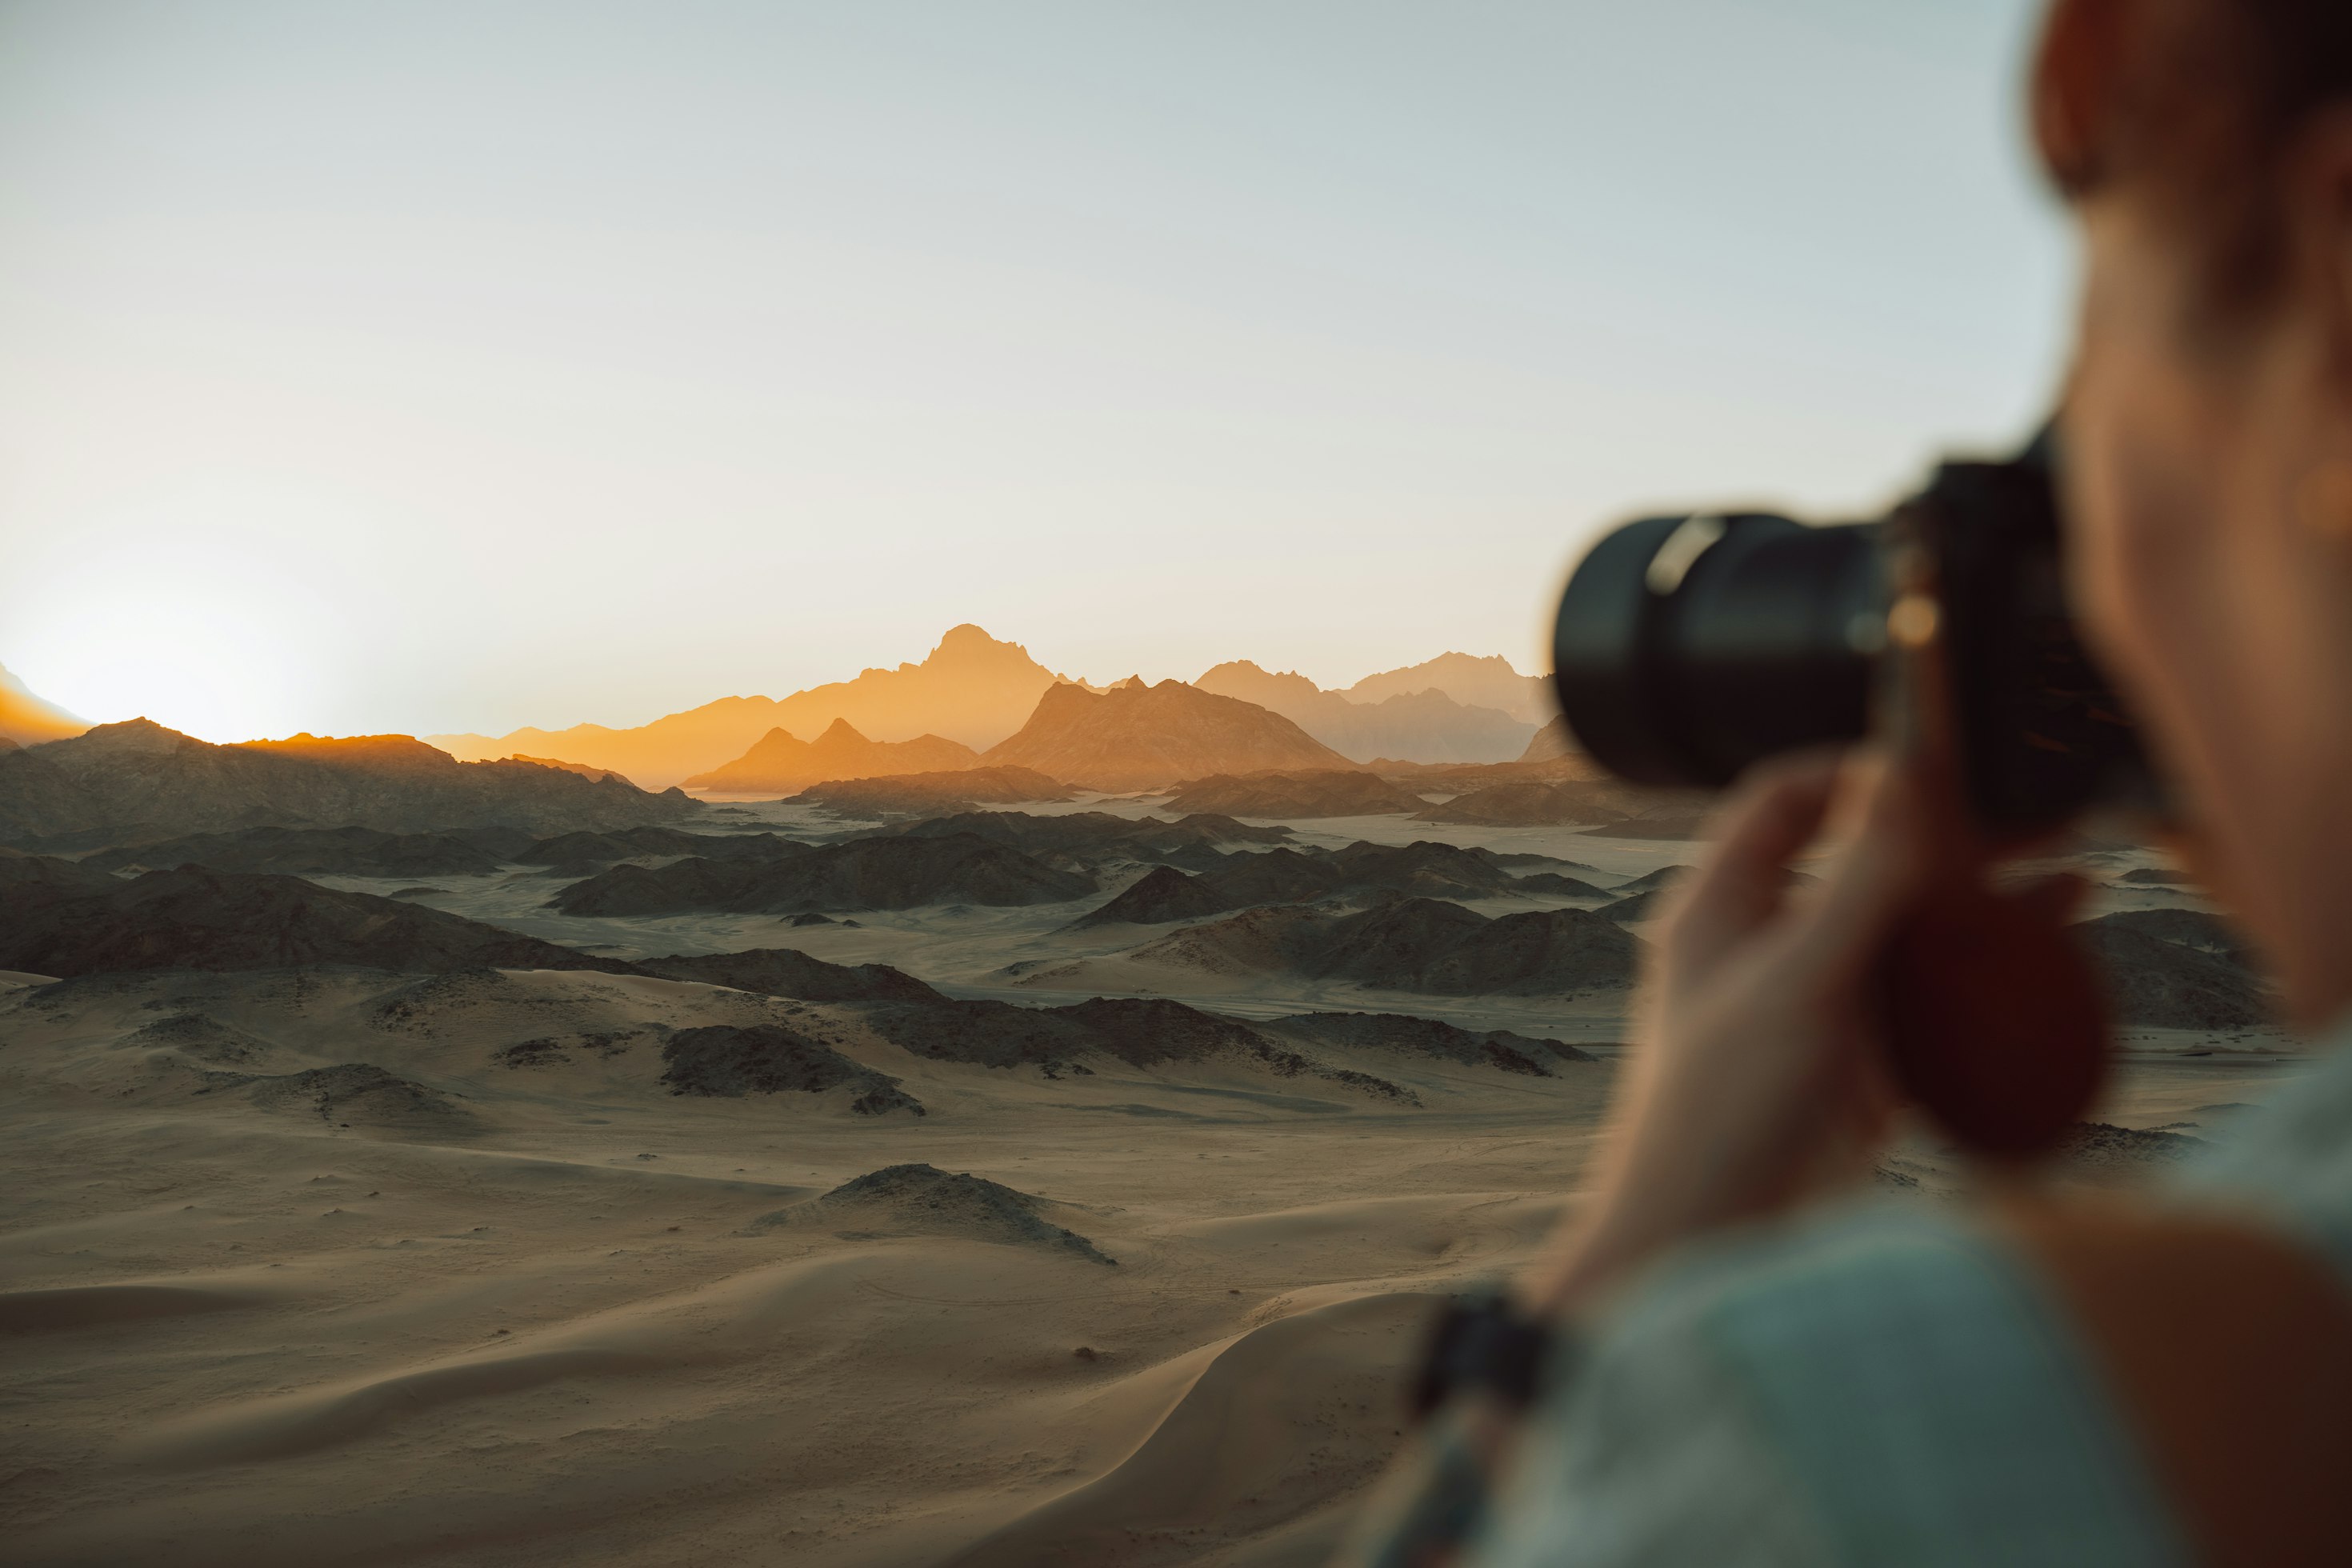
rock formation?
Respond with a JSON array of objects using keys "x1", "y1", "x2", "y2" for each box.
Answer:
[
  {"x1": 0, "y1": 720, "x2": 698, "y2": 850},
  {"x1": 684, "y1": 718, "x2": 980, "y2": 794},
  {"x1": 427, "y1": 625, "x2": 1080, "y2": 786},
  {"x1": 1162, "y1": 770, "x2": 1429, "y2": 818},
  {"x1": 1191, "y1": 662, "x2": 1535, "y2": 764},
  {"x1": 1342, "y1": 653, "x2": 1552, "y2": 723},
  {"x1": 550, "y1": 832, "x2": 1094, "y2": 916},
  {"x1": 82, "y1": 826, "x2": 506, "y2": 879},
  {"x1": 983, "y1": 680, "x2": 1354, "y2": 793},
  {"x1": 789, "y1": 766, "x2": 1072, "y2": 816},
  {"x1": 0, "y1": 865, "x2": 643, "y2": 978}
]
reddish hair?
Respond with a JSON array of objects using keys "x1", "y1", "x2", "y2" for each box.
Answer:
[{"x1": 2034, "y1": 0, "x2": 2352, "y2": 308}]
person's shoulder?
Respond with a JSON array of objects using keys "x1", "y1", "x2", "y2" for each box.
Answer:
[
  {"x1": 2178, "y1": 1044, "x2": 2352, "y2": 1276},
  {"x1": 1571, "y1": 1199, "x2": 2183, "y2": 1566}
]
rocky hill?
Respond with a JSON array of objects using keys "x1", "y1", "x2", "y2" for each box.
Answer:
[
  {"x1": 82, "y1": 826, "x2": 506, "y2": 879},
  {"x1": 428, "y1": 625, "x2": 1080, "y2": 787},
  {"x1": 1127, "y1": 896, "x2": 1642, "y2": 996},
  {"x1": 684, "y1": 718, "x2": 979, "y2": 794},
  {"x1": 0, "y1": 720, "x2": 699, "y2": 851},
  {"x1": 2071, "y1": 910, "x2": 2271, "y2": 1028},
  {"x1": 984, "y1": 680, "x2": 1354, "y2": 793},
  {"x1": 1162, "y1": 770, "x2": 1429, "y2": 818},
  {"x1": 0, "y1": 662, "x2": 86, "y2": 746},
  {"x1": 638, "y1": 948, "x2": 946, "y2": 1005},
  {"x1": 1192, "y1": 662, "x2": 1534, "y2": 764},
  {"x1": 0, "y1": 863, "x2": 643, "y2": 978},
  {"x1": 789, "y1": 766, "x2": 1071, "y2": 817},
  {"x1": 1342, "y1": 653, "x2": 1551, "y2": 723},
  {"x1": 550, "y1": 832, "x2": 1094, "y2": 916},
  {"x1": 1075, "y1": 839, "x2": 1606, "y2": 927}
]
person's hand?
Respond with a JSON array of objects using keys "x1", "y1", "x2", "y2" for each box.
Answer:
[{"x1": 1527, "y1": 747, "x2": 1933, "y2": 1318}]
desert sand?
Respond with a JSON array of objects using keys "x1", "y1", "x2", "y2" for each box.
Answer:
[{"x1": 0, "y1": 791, "x2": 2302, "y2": 1567}]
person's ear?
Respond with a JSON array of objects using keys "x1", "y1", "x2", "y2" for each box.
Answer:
[{"x1": 2031, "y1": 0, "x2": 2134, "y2": 193}]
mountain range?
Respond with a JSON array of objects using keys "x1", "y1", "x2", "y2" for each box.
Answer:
[
  {"x1": 982, "y1": 679, "x2": 1354, "y2": 793},
  {"x1": 0, "y1": 719, "x2": 696, "y2": 850},
  {"x1": 426, "y1": 625, "x2": 1075, "y2": 787},
  {"x1": 1191, "y1": 662, "x2": 1535, "y2": 764},
  {"x1": 683, "y1": 719, "x2": 980, "y2": 792},
  {"x1": 0, "y1": 662, "x2": 87, "y2": 747}
]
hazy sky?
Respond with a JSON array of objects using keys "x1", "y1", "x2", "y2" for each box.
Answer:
[{"x1": 0, "y1": 0, "x2": 2070, "y2": 744}]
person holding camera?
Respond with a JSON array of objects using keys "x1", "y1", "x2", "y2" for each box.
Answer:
[{"x1": 1342, "y1": 2, "x2": 2352, "y2": 1562}]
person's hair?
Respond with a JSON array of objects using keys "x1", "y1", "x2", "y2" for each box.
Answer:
[{"x1": 2034, "y1": 0, "x2": 2352, "y2": 312}]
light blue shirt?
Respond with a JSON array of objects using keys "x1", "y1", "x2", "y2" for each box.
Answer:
[{"x1": 1470, "y1": 1036, "x2": 2352, "y2": 1566}]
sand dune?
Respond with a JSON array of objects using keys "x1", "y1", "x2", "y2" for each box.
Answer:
[{"x1": 0, "y1": 813, "x2": 2306, "y2": 1567}]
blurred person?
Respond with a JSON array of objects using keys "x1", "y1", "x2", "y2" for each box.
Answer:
[{"x1": 1339, "y1": 1, "x2": 2352, "y2": 1562}]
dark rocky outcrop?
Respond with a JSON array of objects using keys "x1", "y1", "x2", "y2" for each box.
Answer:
[
  {"x1": 0, "y1": 866, "x2": 642, "y2": 978},
  {"x1": 1162, "y1": 770, "x2": 1426, "y2": 819},
  {"x1": 1254, "y1": 1012, "x2": 1594, "y2": 1075},
  {"x1": 789, "y1": 766, "x2": 1073, "y2": 817},
  {"x1": 658, "y1": 1024, "x2": 922, "y2": 1114},
  {"x1": 82, "y1": 826, "x2": 505, "y2": 879},
  {"x1": 550, "y1": 832, "x2": 1094, "y2": 916},
  {"x1": 1073, "y1": 838, "x2": 1582, "y2": 928},
  {"x1": 855, "y1": 994, "x2": 1410, "y2": 1101},
  {"x1": 0, "y1": 719, "x2": 698, "y2": 850},
  {"x1": 778, "y1": 1163, "x2": 1114, "y2": 1263},
  {"x1": 2073, "y1": 911, "x2": 2271, "y2": 1029},
  {"x1": 1132, "y1": 898, "x2": 1641, "y2": 997},
  {"x1": 639, "y1": 947, "x2": 946, "y2": 1005},
  {"x1": 1411, "y1": 780, "x2": 1658, "y2": 827}
]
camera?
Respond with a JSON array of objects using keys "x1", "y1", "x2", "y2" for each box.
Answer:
[{"x1": 1550, "y1": 431, "x2": 2154, "y2": 836}]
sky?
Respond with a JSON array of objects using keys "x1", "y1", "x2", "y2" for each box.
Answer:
[{"x1": 0, "y1": 0, "x2": 2072, "y2": 745}]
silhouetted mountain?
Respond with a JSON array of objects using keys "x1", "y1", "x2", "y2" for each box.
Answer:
[
  {"x1": 82, "y1": 826, "x2": 505, "y2": 879},
  {"x1": 428, "y1": 625, "x2": 1079, "y2": 787},
  {"x1": 1192, "y1": 662, "x2": 1534, "y2": 763},
  {"x1": 1514, "y1": 716, "x2": 1608, "y2": 774},
  {"x1": 1163, "y1": 770, "x2": 1430, "y2": 818},
  {"x1": 789, "y1": 766, "x2": 1072, "y2": 817},
  {"x1": 550, "y1": 832, "x2": 1093, "y2": 916},
  {"x1": 0, "y1": 720, "x2": 698, "y2": 851},
  {"x1": 1342, "y1": 653, "x2": 1551, "y2": 724},
  {"x1": 639, "y1": 947, "x2": 946, "y2": 1005},
  {"x1": 685, "y1": 718, "x2": 980, "y2": 793},
  {"x1": 984, "y1": 679, "x2": 1353, "y2": 792},
  {"x1": 2072, "y1": 911, "x2": 2271, "y2": 1029},
  {"x1": 0, "y1": 866, "x2": 642, "y2": 978},
  {"x1": 509, "y1": 754, "x2": 630, "y2": 783},
  {"x1": 0, "y1": 662, "x2": 85, "y2": 746},
  {"x1": 1130, "y1": 897, "x2": 1640, "y2": 996}
]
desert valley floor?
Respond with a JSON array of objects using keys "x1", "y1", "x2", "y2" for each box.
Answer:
[{"x1": 1, "y1": 792, "x2": 2298, "y2": 1567}]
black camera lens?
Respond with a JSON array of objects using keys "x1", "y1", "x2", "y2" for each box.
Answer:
[{"x1": 1550, "y1": 436, "x2": 2153, "y2": 834}]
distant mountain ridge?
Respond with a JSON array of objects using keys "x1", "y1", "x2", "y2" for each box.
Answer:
[
  {"x1": 427, "y1": 625, "x2": 1078, "y2": 788},
  {"x1": 1342, "y1": 653, "x2": 1551, "y2": 724},
  {"x1": 983, "y1": 680, "x2": 1355, "y2": 792},
  {"x1": 0, "y1": 662, "x2": 88, "y2": 746},
  {"x1": 1193, "y1": 661, "x2": 1534, "y2": 763},
  {"x1": 684, "y1": 718, "x2": 979, "y2": 793},
  {"x1": 0, "y1": 719, "x2": 697, "y2": 850}
]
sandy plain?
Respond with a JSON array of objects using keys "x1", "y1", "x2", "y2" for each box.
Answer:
[{"x1": 0, "y1": 795, "x2": 2302, "y2": 1566}]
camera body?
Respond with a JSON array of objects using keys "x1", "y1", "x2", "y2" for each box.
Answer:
[{"x1": 1550, "y1": 435, "x2": 2154, "y2": 836}]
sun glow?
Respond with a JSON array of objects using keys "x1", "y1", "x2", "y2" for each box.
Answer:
[{"x1": 10, "y1": 530, "x2": 343, "y2": 746}]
